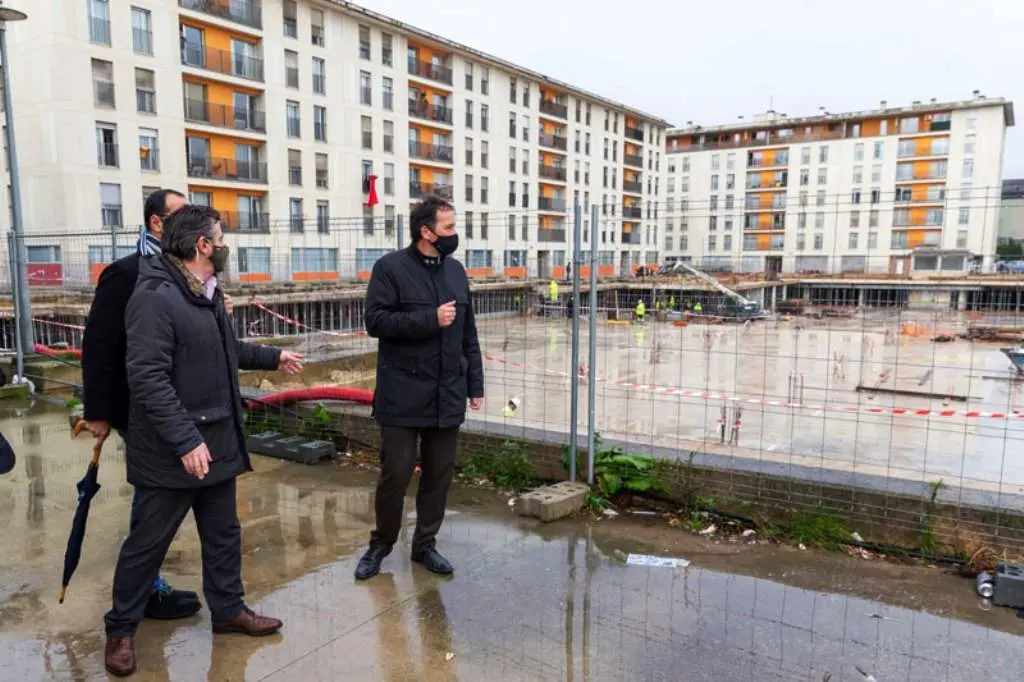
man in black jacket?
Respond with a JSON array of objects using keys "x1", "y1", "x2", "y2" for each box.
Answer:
[
  {"x1": 354, "y1": 195, "x2": 485, "y2": 581},
  {"x1": 81, "y1": 188, "x2": 201, "y2": 621},
  {"x1": 102, "y1": 205, "x2": 304, "y2": 677}
]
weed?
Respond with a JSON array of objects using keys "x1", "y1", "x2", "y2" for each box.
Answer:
[
  {"x1": 787, "y1": 512, "x2": 849, "y2": 549},
  {"x1": 459, "y1": 440, "x2": 539, "y2": 490},
  {"x1": 562, "y1": 434, "x2": 668, "y2": 498},
  {"x1": 586, "y1": 493, "x2": 607, "y2": 511}
]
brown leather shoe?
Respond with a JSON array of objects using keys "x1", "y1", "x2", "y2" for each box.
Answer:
[
  {"x1": 104, "y1": 635, "x2": 136, "y2": 677},
  {"x1": 212, "y1": 606, "x2": 282, "y2": 636}
]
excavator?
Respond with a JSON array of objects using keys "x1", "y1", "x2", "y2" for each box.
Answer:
[{"x1": 659, "y1": 262, "x2": 766, "y2": 320}]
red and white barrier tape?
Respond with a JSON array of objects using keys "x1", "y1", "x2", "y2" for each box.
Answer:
[
  {"x1": 482, "y1": 355, "x2": 1024, "y2": 421},
  {"x1": 250, "y1": 300, "x2": 367, "y2": 340},
  {"x1": 32, "y1": 318, "x2": 86, "y2": 331}
]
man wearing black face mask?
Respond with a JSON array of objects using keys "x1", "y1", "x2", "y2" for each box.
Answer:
[
  {"x1": 103, "y1": 205, "x2": 304, "y2": 676},
  {"x1": 355, "y1": 195, "x2": 485, "y2": 581}
]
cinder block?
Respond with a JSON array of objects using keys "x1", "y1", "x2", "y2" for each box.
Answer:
[
  {"x1": 516, "y1": 481, "x2": 590, "y2": 522},
  {"x1": 993, "y1": 563, "x2": 1024, "y2": 609}
]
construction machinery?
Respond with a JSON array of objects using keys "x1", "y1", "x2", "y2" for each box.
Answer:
[{"x1": 660, "y1": 262, "x2": 766, "y2": 320}]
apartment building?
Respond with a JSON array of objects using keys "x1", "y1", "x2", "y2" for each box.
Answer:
[
  {"x1": 2, "y1": 0, "x2": 668, "y2": 286},
  {"x1": 663, "y1": 96, "x2": 1014, "y2": 275}
]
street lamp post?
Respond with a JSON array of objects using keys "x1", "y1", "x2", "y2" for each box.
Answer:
[{"x1": 0, "y1": 4, "x2": 31, "y2": 383}]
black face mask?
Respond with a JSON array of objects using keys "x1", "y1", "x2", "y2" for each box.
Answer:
[
  {"x1": 210, "y1": 245, "x2": 230, "y2": 274},
  {"x1": 431, "y1": 232, "x2": 459, "y2": 256}
]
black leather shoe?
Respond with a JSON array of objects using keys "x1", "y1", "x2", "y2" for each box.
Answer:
[
  {"x1": 144, "y1": 589, "x2": 201, "y2": 620},
  {"x1": 355, "y1": 545, "x2": 391, "y2": 581},
  {"x1": 411, "y1": 548, "x2": 454, "y2": 575}
]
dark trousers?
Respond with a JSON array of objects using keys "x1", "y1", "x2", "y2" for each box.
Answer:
[
  {"x1": 370, "y1": 425, "x2": 459, "y2": 554},
  {"x1": 104, "y1": 478, "x2": 244, "y2": 636}
]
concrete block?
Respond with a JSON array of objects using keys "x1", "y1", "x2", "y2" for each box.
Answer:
[{"x1": 516, "y1": 481, "x2": 590, "y2": 522}]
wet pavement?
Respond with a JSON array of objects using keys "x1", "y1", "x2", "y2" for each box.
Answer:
[
  {"x1": 467, "y1": 313, "x2": 1024, "y2": 509},
  {"x1": 1, "y1": 402, "x2": 1024, "y2": 681}
]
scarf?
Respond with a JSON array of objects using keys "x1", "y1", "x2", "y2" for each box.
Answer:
[{"x1": 137, "y1": 226, "x2": 162, "y2": 257}]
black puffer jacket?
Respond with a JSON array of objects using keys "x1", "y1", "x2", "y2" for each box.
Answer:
[
  {"x1": 365, "y1": 245, "x2": 484, "y2": 428},
  {"x1": 124, "y1": 255, "x2": 280, "y2": 489}
]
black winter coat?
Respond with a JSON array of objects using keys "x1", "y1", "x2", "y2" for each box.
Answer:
[
  {"x1": 124, "y1": 255, "x2": 281, "y2": 489},
  {"x1": 365, "y1": 245, "x2": 484, "y2": 428},
  {"x1": 82, "y1": 253, "x2": 142, "y2": 431}
]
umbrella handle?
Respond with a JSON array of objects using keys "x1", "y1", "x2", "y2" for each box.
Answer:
[{"x1": 72, "y1": 419, "x2": 108, "y2": 467}]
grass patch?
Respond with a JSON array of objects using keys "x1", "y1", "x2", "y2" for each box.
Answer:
[
  {"x1": 459, "y1": 440, "x2": 541, "y2": 491},
  {"x1": 787, "y1": 512, "x2": 850, "y2": 550}
]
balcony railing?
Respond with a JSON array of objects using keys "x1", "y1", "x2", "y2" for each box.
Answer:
[
  {"x1": 538, "y1": 133, "x2": 568, "y2": 151},
  {"x1": 408, "y1": 100, "x2": 453, "y2": 125},
  {"x1": 220, "y1": 211, "x2": 270, "y2": 233},
  {"x1": 181, "y1": 43, "x2": 265, "y2": 82},
  {"x1": 97, "y1": 142, "x2": 119, "y2": 168},
  {"x1": 622, "y1": 206, "x2": 642, "y2": 219},
  {"x1": 409, "y1": 181, "x2": 454, "y2": 200},
  {"x1": 538, "y1": 197, "x2": 566, "y2": 212},
  {"x1": 539, "y1": 99, "x2": 568, "y2": 119},
  {"x1": 186, "y1": 156, "x2": 268, "y2": 183},
  {"x1": 407, "y1": 57, "x2": 453, "y2": 86},
  {"x1": 183, "y1": 98, "x2": 266, "y2": 133},
  {"x1": 623, "y1": 153, "x2": 643, "y2": 169},
  {"x1": 539, "y1": 164, "x2": 567, "y2": 181},
  {"x1": 748, "y1": 155, "x2": 789, "y2": 167},
  {"x1": 620, "y1": 231, "x2": 642, "y2": 245},
  {"x1": 623, "y1": 179, "x2": 642, "y2": 194},
  {"x1": 625, "y1": 125, "x2": 644, "y2": 142},
  {"x1": 179, "y1": 0, "x2": 263, "y2": 30},
  {"x1": 538, "y1": 229, "x2": 567, "y2": 243},
  {"x1": 897, "y1": 147, "x2": 949, "y2": 159},
  {"x1": 409, "y1": 140, "x2": 454, "y2": 163}
]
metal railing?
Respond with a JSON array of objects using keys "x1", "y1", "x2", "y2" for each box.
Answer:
[
  {"x1": 625, "y1": 125, "x2": 644, "y2": 142},
  {"x1": 186, "y1": 156, "x2": 268, "y2": 183},
  {"x1": 408, "y1": 100, "x2": 453, "y2": 125},
  {"x1": 538, "y1": 197, "x2": 566, "y2": 212},
  {"x1": 181, "y1": 43, "x2": 265, "y2": 82},
  {"x1": 538, "y1": 133, "x2": 568, "y2": 151},
  {"x1": 96, "y1": 142, "x2": 119, "y2": 168},
  {"x1": 407, "y1": 58, "x2": 453, "y2": 86},
  {"x1": 622, "y1": 206, "x2": 642, "y2": 219},
  {"x1": 539, "y1": 164, "x2": 567, "y2": 181},
  {"x1": 539, "y1": 100, "x2": 568, "y2": 119},
  {"x1": 623, "y1": 153, "x2": 643, "y2": 169},
  {"x1": 179, "y1": 0, "x2": 263, "y2": 29},
  {"x1": 623, "y1": 179, "x2": 642, "y2": 194},
  {"x1": 408, "y1": 140, "x2": 454, "y2": 163},
  {"x1": 410, "y1": 181, "x2": 454, "y2": 200},
  {"x1": 183, "y1": 98, "x2": 266, "y2": 133},
  {"x1": 220, "y1": 211, "x2": 270, "y2": 233}
]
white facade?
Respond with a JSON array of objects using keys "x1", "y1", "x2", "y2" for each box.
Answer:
[
  {"x1": 663, "y1": 98, "x2": 1013, "y2": 274},
  {"x1": 1, "y1": 0, "x2": 667, "y2": 284}
]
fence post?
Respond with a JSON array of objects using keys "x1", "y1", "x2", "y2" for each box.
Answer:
[
  {"x1": 568, "y1": 202, "x2": 583, "y2": 482},
  {"x1": 586, "y1": 204, "x2": 599, "y2": 484},
  {"x1": 395, "y1": 214, "x2": 404, "y2": 252},
  {"x1": 7, "y1": 231, "x2": 26, "y2": 381}
]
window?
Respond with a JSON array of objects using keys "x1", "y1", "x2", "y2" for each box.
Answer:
[
  {"x1": 867, "y1": 232, "x2": 878, "y2": 249},
  {"x1": 285, "y1": 50, "x2": 299, "y2": 88},
  {"x1": 850, "y1": 211, "x2": 860, "y2": 228},
  {"x1": 963, "y1": 134, "x2": 976, "y2": 154},
  {"x1": 382, "y1": 77, "x2": 393, "y2": 111},
  {"x1": 710, "y1": 175, "x2": 719, "y2": 191},
  {"x1": 131, "y1": 6, "x2": 152, "y2": 55},
  {"x1": 315, "y1": 200, "x2": 330, "y2": 233},
  {"x1": 134, "y1": 68, "x2": 155, "y2": 113},
  {"x1": 817, "y1": 168, "x2": 827, "y2": 185},
  {"x1": 314, "y1": 105, "x2": 327, "y2": 141},
  {"x1": 815, "y1": 212, "x2": 825, "y2": 229},
  {"x1": 381, "y1": 32, "x2": 393, "y2": 66},
  {"x1": 360, "y1": 71, "x2": 371, "y2": 105},
  {"x1": 312, "y1": 57, "x2": 326, "y2": 94},
  {"x1": 465, "y1": 61, "x2": 474, "y2": 90},
  {"x1": 816, "y1": 190, "x2": 826, "y2": 206},
  {"x1": 359, "y1": 25, "x2": 371, "y2": 59},
  {"x1": 813, "y1": 233, "x2": 824, "y2": 250},
  {"x1": 873, "y1": 141, "x2": 883, "y2": 160},
  {"x1": 481, "y1": 104, "x2": 489, "y2": 132},
  {"x1": 311, "y1": 9, "x2": 325, "y2": 46},
  {"x1": 818, "y1": 145, "x2": 829, "y2": 163},
  {"x1": 382, "y1": 163, "x2": 394, "y2": 195},
  {"x1": 465, "y1": 99, "x2": 473, "y2": 128},
  {"x1": 851, "y1": 189, "x2": 861, "y2": 205},
  {"x1": 507, "y1": 214, "x2": 516, "y2": 239},
  {"x1": 361, "y1": 115, "x2": 372, "y2": 149},
  {"x1": 92, "y1": 59, "x2": 115, "y2": 108},
  {"x1": 479, "y1": 66, "x2": 490, "y2": 94},
  {"x1": 870, "y1": 188, "x2": 880, "y2": 204},
  {"x1": 869, "y1": 210, "x2": 879, "y2": 227},
  {"x1": 854, "y1": 143, "x2": 864, "y2": 161},
  {"x1": 464, "y1": 174, "x2": 474, "y2": 202},
  {"x1": 100, "y1": 182, "x2": 122, "y2": 227},
  {"x1": 481, "y1": 141, "x2": 489, "y2": 168},
  {"x1": 465, "y1": 137, "x2": 473, "y2": 166},
  {"x1": 797, "y1": 212, "x2": 807, "y2": 229},
  {"x1": 286, "y1": 100, "x2": 300, "y2": 137},
  {"x1": 799, "y1": 169, "x2": 809, "y2": 186},
  {"x1": 899, "y1": 117, "x2": 919, "y2": 134},
  {"x1": 481, "y1": 177, "x2": 489, "y2": 204},
  {"x1": 509, "y1": 112, "x2": 516, "y2": 138},
  {"x1": 509, "y1": 77, "x2": 517, "y2": 103},
  {"x1": 238, "y1": 247, "x2": 271, "y2": 276},
  {"x1": 522, "y1": 117, "x2": 529, "y2": 143},
  {"x1": 871, "y1": 165, "x2": 882, "y2": 183},
  {"x1": 852, "y1": 166, "x2": 863, "y2": 184},
  {"x1": 726, "y1": 174, "x2": 735, "y2": 190},
  {"x1": 848, "y1": 232, "x2": 859, "y2": 249},
  {"x1": 289, "y1": 198, "x2": 304, "y2": 232},
  {"x1": 957, "y1": 230, "x2": 968, "y2": 249},
  {"x1": 315, "y1": 153, "x2": 328, "y2": 189},
  {"x1": 959, "y1": 207, "x2": 970, "y2": 225},
  {"x1": 288, "y1": 149, "x2": 302, "y2": 185},
  {"x1": 711, "y1": 154, "x2": 720, "y2": 171},
  {"x1": 385, "y1": 205, "x2": 396, "y2": 236},
  {"x1": 966, "y1": 116, "x2": 977, "y2": 131},
  {"x1": 962, "y1": 158, "x2": 974, "y2": 178},
  {"x1": 96, "y1": 123, "x2": 118, "y2": 167},
  {"x1": 509, "y1": 147, "x2": 516, "y2": 173},
  {"x1": 960, "y1": 183, "x2": 972, "y2": 201},
  {"x1": 283, "y1": 0, "x2": 297, "y2": 38},
  {"x1": 89, "y1": 0, "x2": 111, "y2": 45},
  {"x1": 726, "y1": 153, "x2": 736, "y2": 170},
  {"x1": 138, "y1": 128, "x2": 159, "y2": 171}
]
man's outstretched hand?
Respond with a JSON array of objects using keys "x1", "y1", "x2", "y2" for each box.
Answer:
[
  {"x1": 278, "y1": 351, "x2": 304, "y2": 374},
  {"x1": 469, "y1": 397, "x2": 484, "y2": 411}
]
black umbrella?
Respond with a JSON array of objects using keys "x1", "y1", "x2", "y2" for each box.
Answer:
[
  {"x1": 0, "y1": 430, "x2": 14, "y2": 475},
  {"x1": 58, "y1": 420, "x2": 108, "y2": 604}
]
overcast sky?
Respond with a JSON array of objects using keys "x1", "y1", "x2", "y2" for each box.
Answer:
[{"x1": 358, "y1": 0, "x2": 1022, "y2": 179}]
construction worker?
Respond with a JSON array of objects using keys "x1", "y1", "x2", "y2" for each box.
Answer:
[
  {"x1": 513, "y1": 293, "x2": 522, "y2": 315},
  {"x1": 635, "y1": 299, "x2": 646, "y2": 323},
  {"x1": 501, "y1": 397, "x2": 521, "y2": 418},
  {"x1": 548, "y1": 279, "x2": 559, "y2": 302},
  {"x1": 668, "y1": 295, "x2": 676, "y2": 311},
  {"x1": 693, "y1": 301, "x2": 703, "y2": 314}
]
